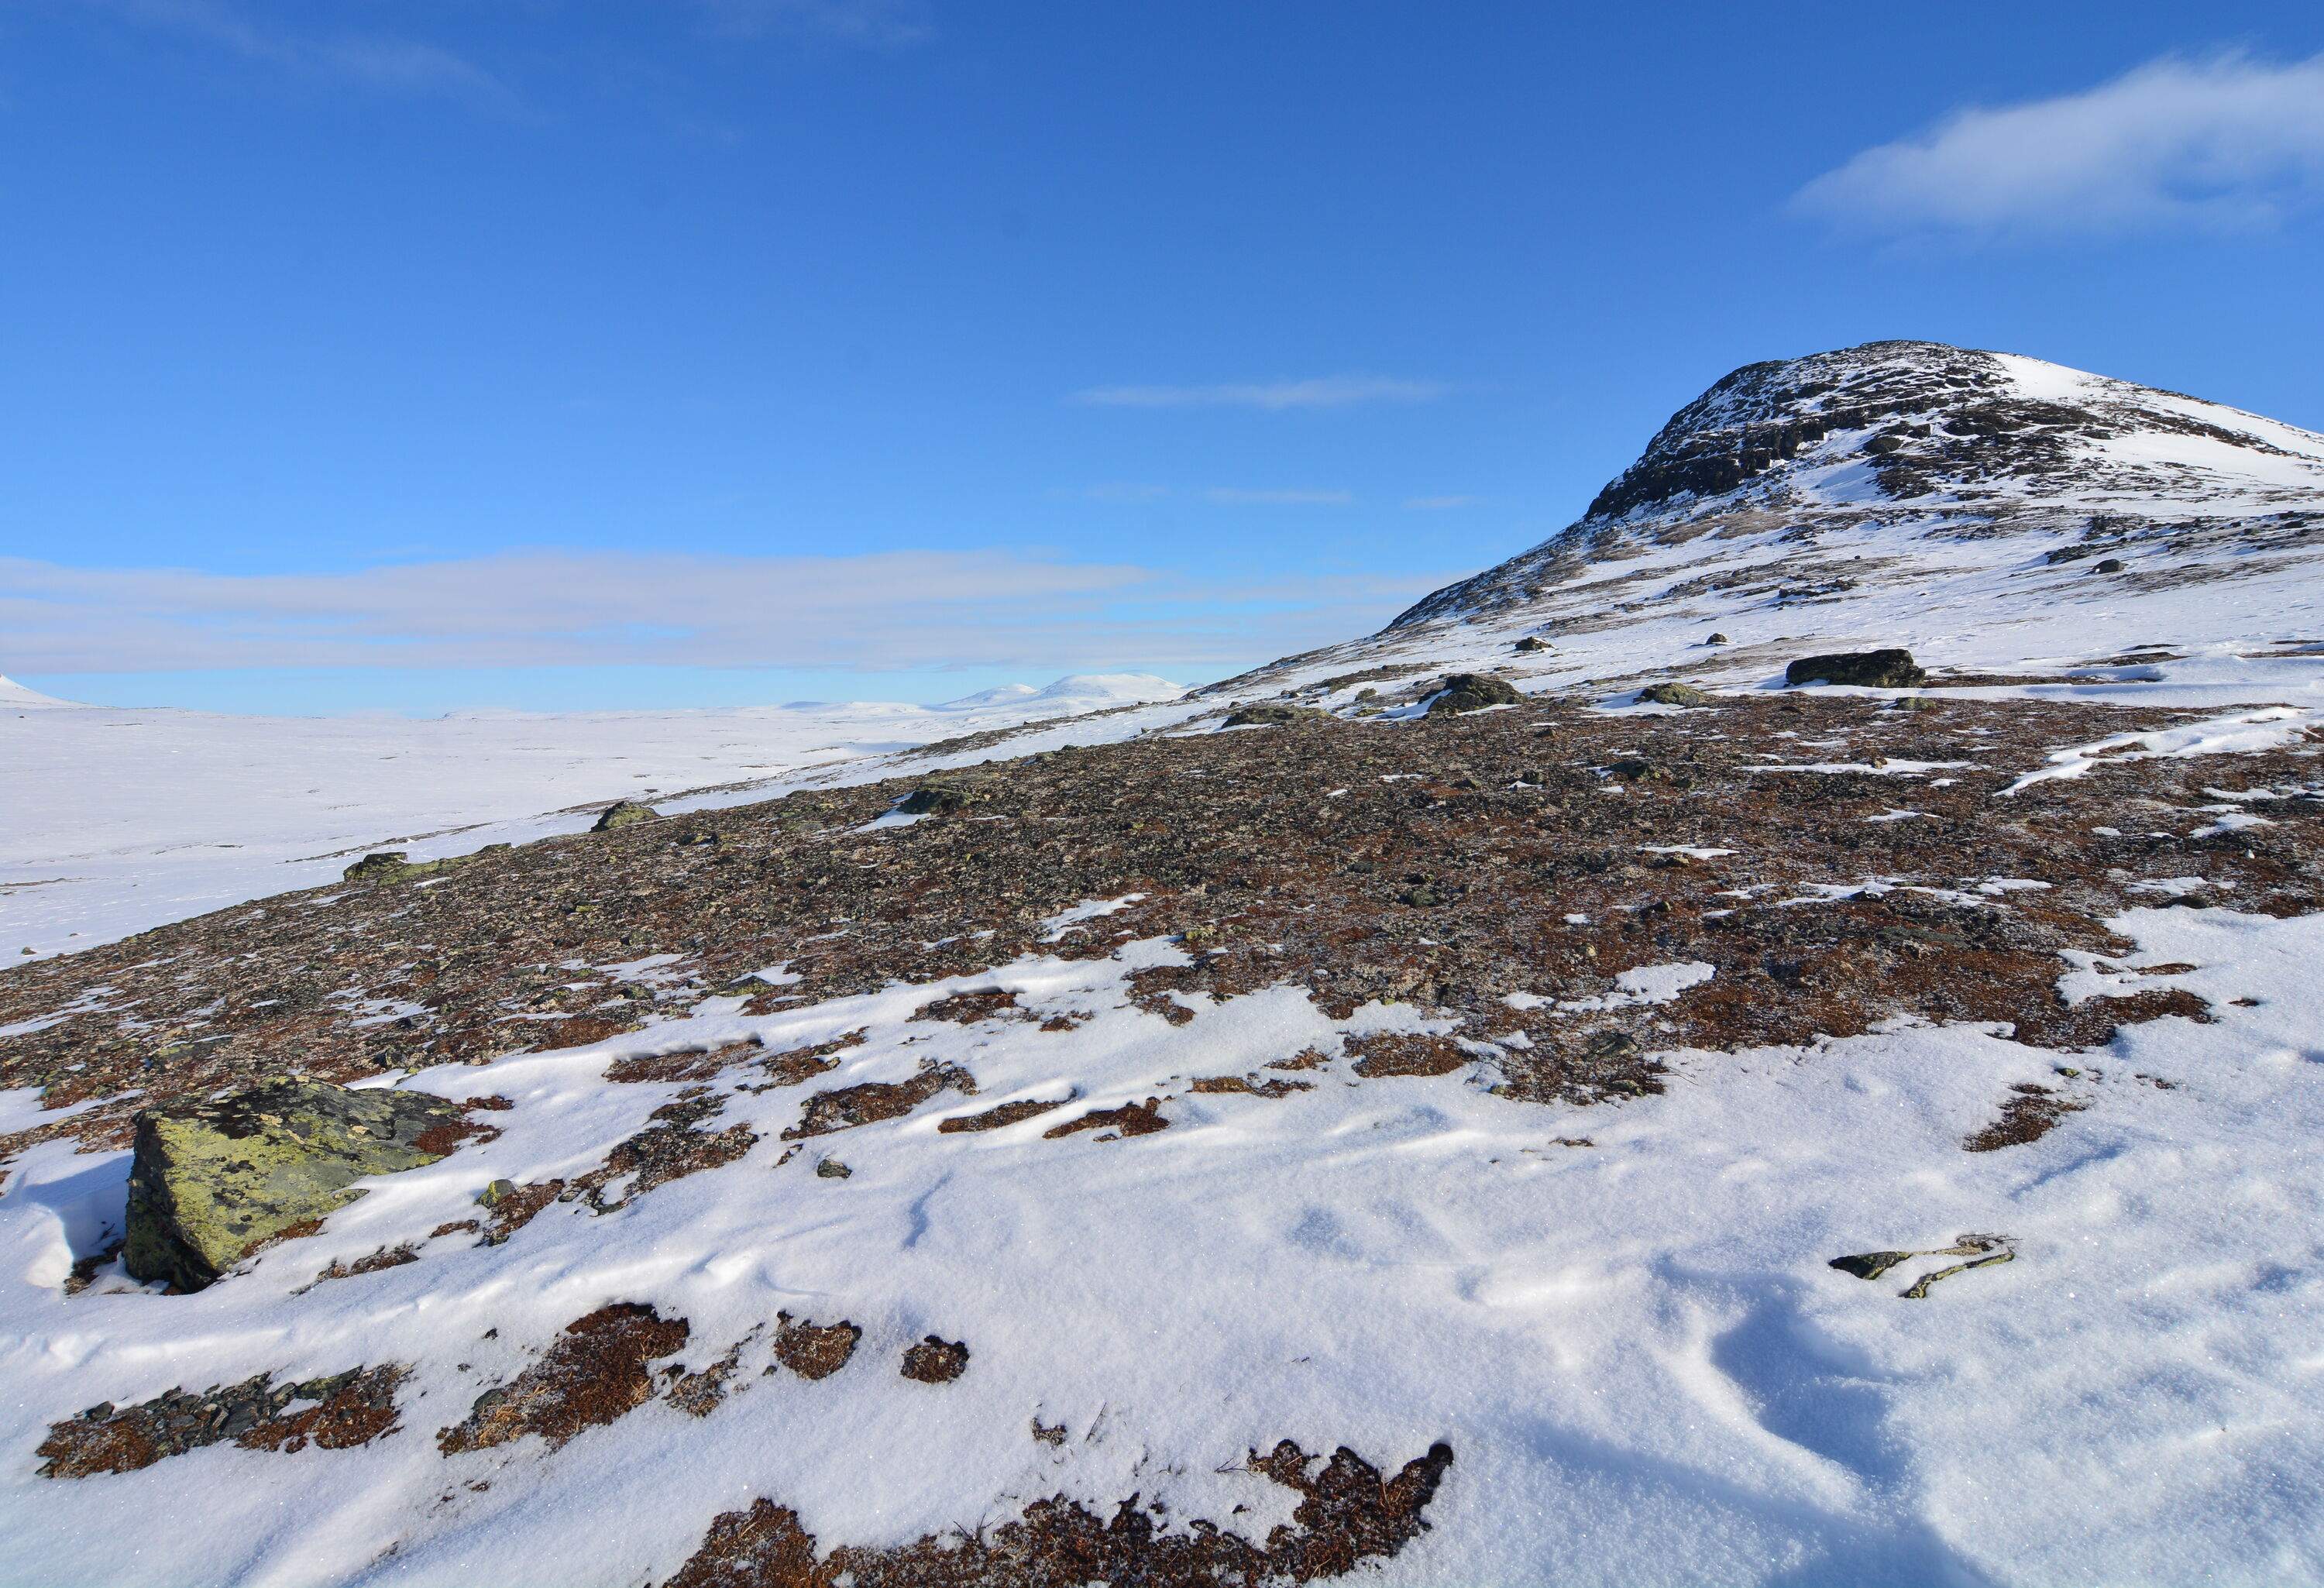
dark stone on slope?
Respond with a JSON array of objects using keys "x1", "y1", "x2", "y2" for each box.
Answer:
[
  {"x1": 1223, "y1": 703, "x2": 1326, "y2": 727},
  {"x1": 1425, "y1": 673, "x2": 1524, "y2": 716},
  {"x1": 1785, "y1": 649, "x2": 1927, "y2": 689},
  {"x1": 125, "y1": 1080, "x2": 469, "y2": 1292},
  {"x1": 593, "y1": 800, "x2": 660, "y2": 832},
  {"x1": 1639, "y1": 682, "x2": 1708, "y2": 706}
]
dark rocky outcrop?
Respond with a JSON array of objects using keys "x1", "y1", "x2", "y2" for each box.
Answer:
[
  {"x1": 1785, "y1": 649, "x2": 1927, "y2": 689},
  {"x1": 1425, "y1": 674, "x2": 1524, "y2": 716},
  {"x1": 125, "y1": 1080, "x2": 469, "y2": 1292}
]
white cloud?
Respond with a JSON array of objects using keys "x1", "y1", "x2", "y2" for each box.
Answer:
[
  {"x1": 1202, "y1": 488, "x2": 1355, "y2": 507},
  {"x1": 1401, "y1": 495, "x2": 1482, "y2": 511},
  {"x1": 0, "y1": 551, "x2": 1444, "y2": 678},
  {"x1": 95, "y1": 0, "x2": 517, "y2": 108},
  {"x1": 1793, "y1": 51, "x2": 2324, "y2": 236},
  {"x1": 1072, "y1": 376, "x2": 1450, "y2": 411}
]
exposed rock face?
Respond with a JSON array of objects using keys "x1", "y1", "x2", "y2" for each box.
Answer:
[
  {"x1": 1425, "y1": 673, "x2": 1523, "y2": 715},
  {"x1": 593, "y1": 800, "x2": 661, "y2": 832},
  {"x1": 125, "y1": 1081, "x2": 468, "y2": 1291},
  {"x1": 1785, "y1": 649, "x2": 1927, "y2": 689}
]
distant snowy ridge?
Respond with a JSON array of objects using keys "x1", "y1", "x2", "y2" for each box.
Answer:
[{"x1": 0, "y1": 675, "x2": 74, "y2": 710}]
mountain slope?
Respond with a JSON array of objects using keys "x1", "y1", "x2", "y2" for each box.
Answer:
[{"x1": 2, "y1": 345, "x2": 2321, "y2": 1588}]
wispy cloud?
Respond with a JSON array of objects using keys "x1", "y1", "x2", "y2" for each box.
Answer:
[
  {"x1": 0, "y1": 550, "x2": 1445, "y2": 679},
  {"x1": 1203, "y1": 488, "x2": 1355, "y2": 507},
  {"x1": 1072, "y1": 376, "x2": 1451, "y2": 411},
  {"x1": 1055, "y1": 483, "x2": 1174, "y2": 504},
  {"x1": 1793, "y1": 50, "x2": 2324, "y2": 237},
  {"x1": 689, "y1": 0, "x2": 935, "y2": 47},
  {"x1": 1401, "y1": 495, "x2": 1482, "y2": 511},
  {"x1": 90, "y1": 0, "x2": 517, "y2": 108}
]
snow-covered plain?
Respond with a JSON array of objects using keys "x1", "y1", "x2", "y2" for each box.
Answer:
[
  {"x1": 0, "y1": 674, "x2": 1188, "y2": 960},
  {"x1": 3, "y1": 344, "x2": 2322, "y2": 1586}
]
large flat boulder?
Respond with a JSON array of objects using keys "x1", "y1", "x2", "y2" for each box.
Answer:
[
  {"x1": 1783, "y1": 648, "x2": 1927, "y2": 689},
  {"x1": 125, "y1": 1080, "x2": 468, "y2": 1292}
]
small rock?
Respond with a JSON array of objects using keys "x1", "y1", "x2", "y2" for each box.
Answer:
[
  {"x1": 1513, "y1": 637, "x2": 1550, "y2": 653},
  {"x1": 1703, "y1": 632, "x2": 1729, "y2": 645},
  {"x1": 896, "y1": 782, "x2": 975, "y2": 816},
  {"x1": 593, "y1": 800, "x2": 660, "y2": 833},
  {"x1": 814, "y1": 1157, "x2": 851, "y2": 1180},
  {"x1": 2092, "y1": 558, "x2": 2125, "y2": 574},
  {"x1": 1894, "y1": 695, "x2": 1942, "y2": 713},
  {"x1": 1783, "y1": 649, "x2": 1927, "y2": 689}
]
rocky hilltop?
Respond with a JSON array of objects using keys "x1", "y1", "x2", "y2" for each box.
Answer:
[{"x1": 1392, "y1": 339, "x2": 2324, "y2": 630}]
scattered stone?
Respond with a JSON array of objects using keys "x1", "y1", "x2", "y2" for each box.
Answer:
[
  {"x1": 1425, "y1": 672, "x2": 1524, "y2": 716},
  {"x1": 1784, "y1": 648, "x2": 1927, "y2": 689},
  {"x1": 1513, "y1": 636, "x2": 1550, "y2": 652},
  {"x1": 125, "y1": 1080, "x2": 473, "y2": 1292},
  {"x1": 899, "y1": 1335, "x2": 970, "y2": 1384},
  {"x1": 1638, "y1": 682, "x2": 1708, "y2": 706},
  {"x1": 438, "y1": 1303, "x2": 689, "y2": 1454},
  {"x1": 813, "y1": 1157, "x2": 851, "y2": 1179},
  {"x1": 39, "y1": 1365, "x2": 407, "y2": 1478},
  {"x1": 2093, "y1": 558, "x2": 2126, "y2": 574},
  {"x1": 1704, "y1": 632, "x2": 1729, "y2": 645},
  {"x1": 593, "y1": 800, "x2": 660, "y2": 833}
]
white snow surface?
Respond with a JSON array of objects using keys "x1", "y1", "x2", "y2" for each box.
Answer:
[{"x1": 5, "y1": 344, "x2": 2323, "y2": 1586}]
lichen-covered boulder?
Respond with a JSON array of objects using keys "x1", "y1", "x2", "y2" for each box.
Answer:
[
  {"x1": 1638, "y1": 682, "x2": 1708, "y2": 706},
  {"x1": 1425, "y1": 673, "x2": 1524, "y2": 716},
  {"x1": 342, "y1": 851, "x2": 438, "y2": 885},
  {"x1": 1784, "y1": 648, "x2": 1927, "y2": 689},
  {"x1": 125, "y1": 1081, "x2": 468, "y2": 1292},
  {"x1": 593, "y1": 800, "x2": 660, "y2": 832}
]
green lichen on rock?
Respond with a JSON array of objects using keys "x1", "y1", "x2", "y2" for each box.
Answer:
[
  {"x1": 1638, "y1": 682, "x2": 1708, "y2": 707},
  {"x1": 125, "y1": 1080, "x2": 469, "y2": 1293},
  {"x1": 593, "y1": 800, "x2": 661, "y2": 833}
]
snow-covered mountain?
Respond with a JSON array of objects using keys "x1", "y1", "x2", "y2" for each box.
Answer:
[{"x1": 1211, "y1": 342, "x2": 2324, "y2": 707}]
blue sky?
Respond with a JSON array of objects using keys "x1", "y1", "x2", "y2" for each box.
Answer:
[{"x1": 6, "y1": 2, "x2": 2324, "y2": 714}]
